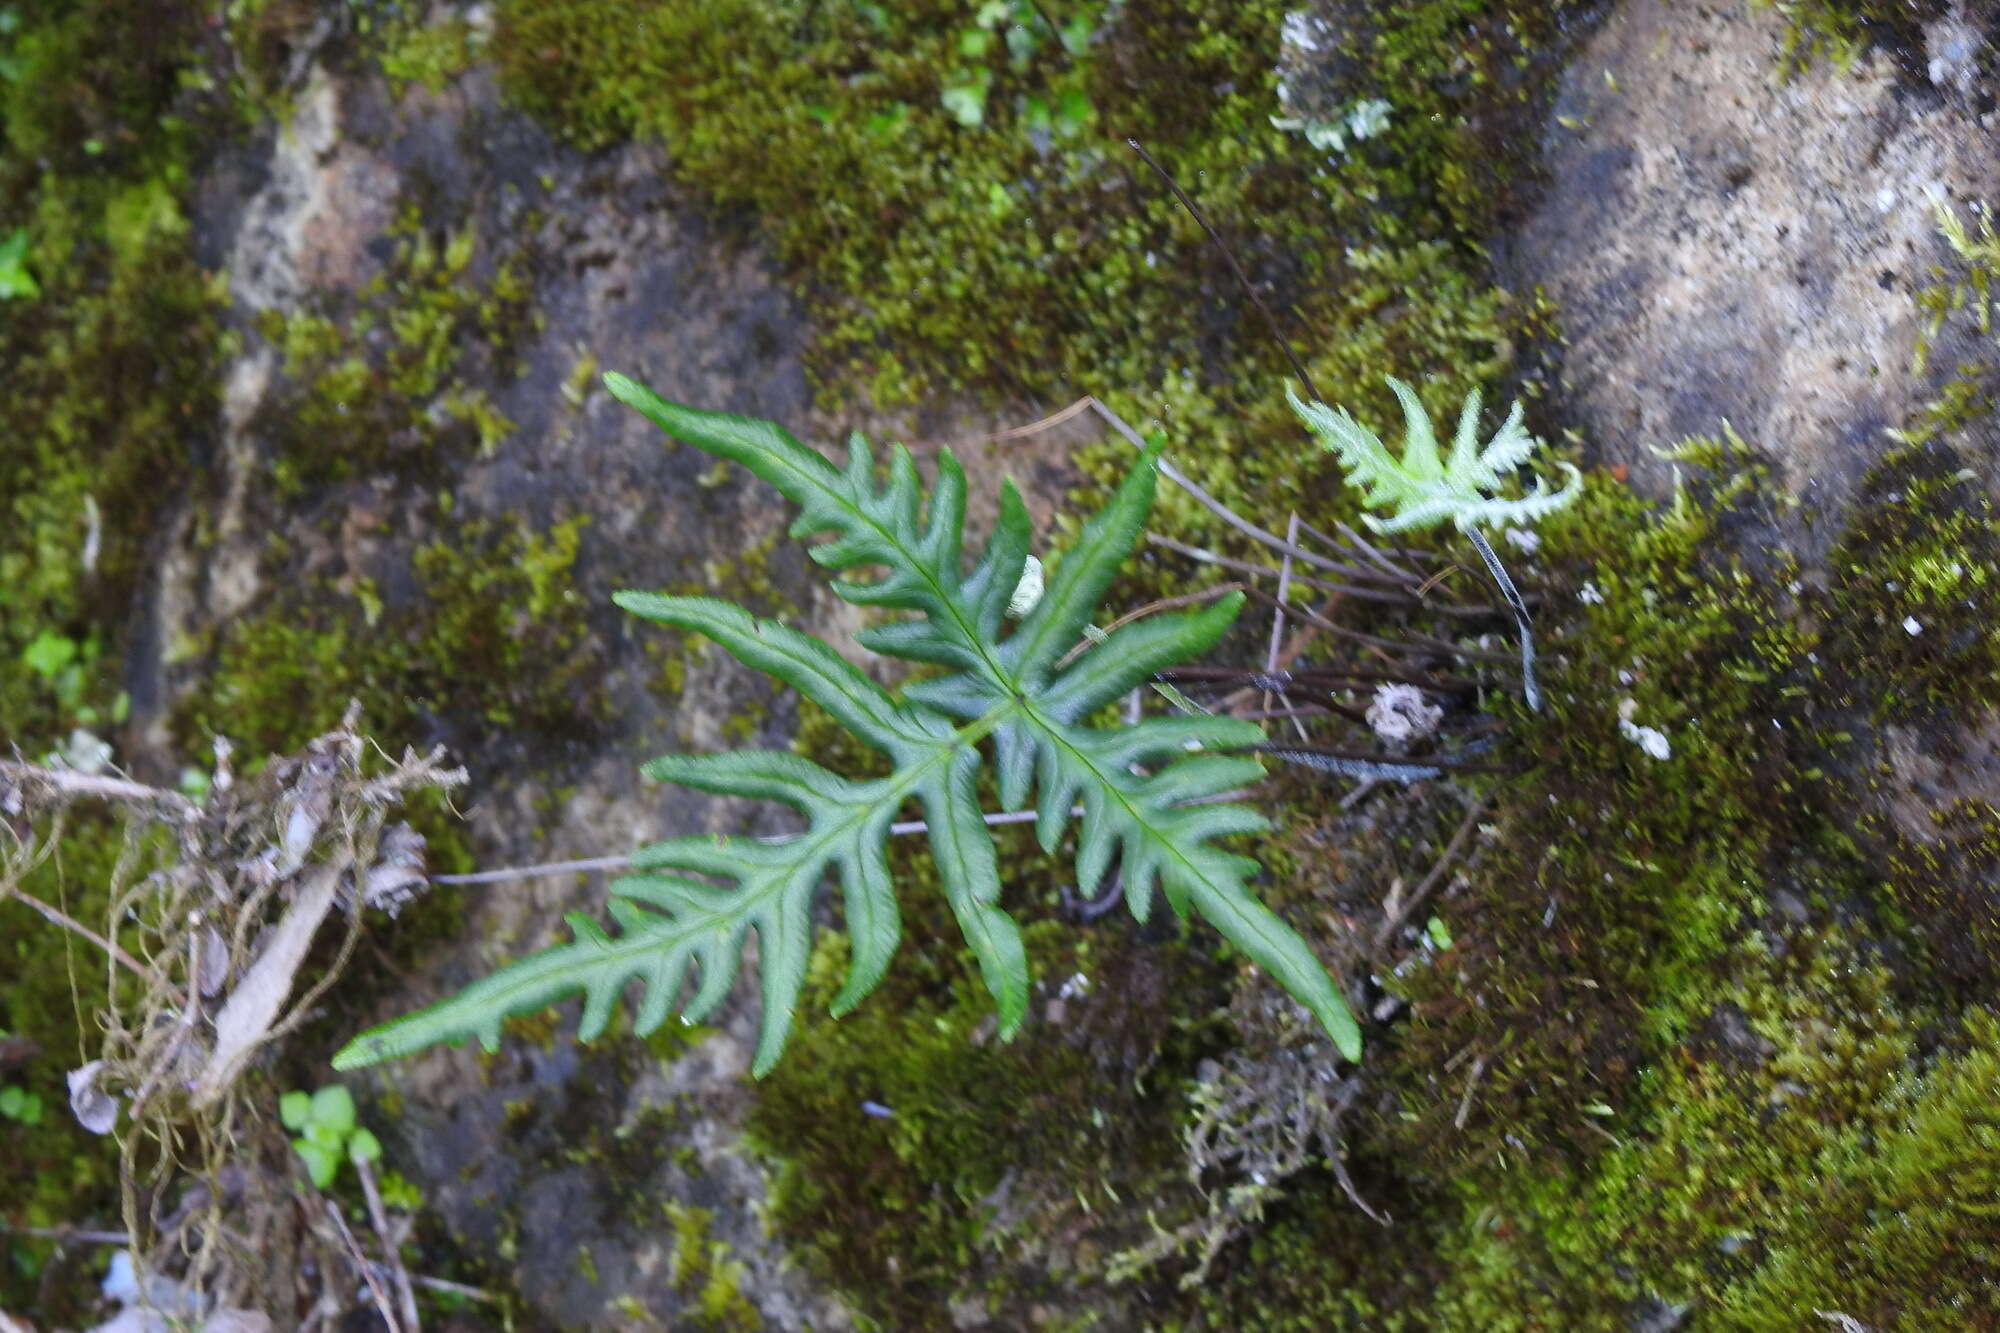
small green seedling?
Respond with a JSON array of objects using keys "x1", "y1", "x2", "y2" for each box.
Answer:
[
  {"x1": 0, "y1": 226, "x2": 38, "y2": 300},
  {"x1": 0, "y1": 1085, "x2": 44, "y2": 1125},
  {"x1": 279, "y1": 1085, "x2": 380, "y2": 1189},
  {"x1": 1290, "y1": 377, "x2": 1581, "y2": 710}
]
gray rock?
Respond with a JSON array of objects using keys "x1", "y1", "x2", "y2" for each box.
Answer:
[{"x1": 1501, "y1": 0, "x2": 1999, "y2": 553}]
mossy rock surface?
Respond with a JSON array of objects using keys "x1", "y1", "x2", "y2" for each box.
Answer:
[{"x1": 8, "y1": 0, "x2": 2000, "y2": 1328}]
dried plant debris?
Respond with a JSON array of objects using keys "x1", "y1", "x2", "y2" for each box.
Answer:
[{"x1": 1, "y1": 709, "x2": 464, "y2": 1330}]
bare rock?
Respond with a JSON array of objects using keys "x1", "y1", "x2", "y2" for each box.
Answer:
[{"x1": 1501, "y1": 0, "x2": 2000, "y2": 554}]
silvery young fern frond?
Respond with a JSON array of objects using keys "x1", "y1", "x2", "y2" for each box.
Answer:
[
  {"x1": 333, "y1": 373, "x2": 1360, "y2": 1076},
  {"x1": 1288, "y1": 377, "x2": 1580, "y2": 534}
]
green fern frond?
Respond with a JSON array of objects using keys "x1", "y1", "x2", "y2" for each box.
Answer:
[
  {"x1": 1289, "y1": 376, "x2": 1580, "y2": 534},
  {"x1": 334, "y1": 373, "x2": 1360, "y2": 1076}
]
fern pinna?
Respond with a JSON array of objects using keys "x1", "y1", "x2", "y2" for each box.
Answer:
[{"x1": 334, "y1": 373, "x2": 1359, "y2": 1076}]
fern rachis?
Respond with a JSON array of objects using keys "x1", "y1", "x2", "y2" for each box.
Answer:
[{"x1": 333, "y1": 374, "x2": 1359, "y2": 1076}]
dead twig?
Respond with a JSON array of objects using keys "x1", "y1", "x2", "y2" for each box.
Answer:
[
  {"x1": 1263, "y1": 515, "x2": 1297, "y2": 729},
  {"x1": 411, "y1": 1275, "x2": 499, "y2": 1304},
  {"x1": 0, "y1": 760, "x2": 200, "y2": 820},
  {"x1": 1160, "y1": 665, "x2": 1485, "y2": 696},
  {"x1": 320, "y1": 1198, "x2": 404, "y2": 1333},
  {"x1": 1143, "y1": 532, "x2": 1414, "y2": 594},
  {"x1": 0, "y1": 882, "x2": 174, "y2": 1001},
  {"x1": 1232, "y1": 585, "x2": 1516, "y2": 666},
  {"x1": 1240, "y1": 743, "x2": 1509, "y2": 776},
  {"x1": 1127, "y1": 137, "x2": 1324, "y2": 403},
  {"x1": 1453, "y1": 1055, "x2": 1489, "y2": 1131},
  {"x1": 1374, "y1": 795, "x2": 1491, "y2": 952},
  {"x1": 1326, "y1": 1078, "x2": 1391, "y2": 1227},
  {"x1": 355, "y1": 1156, "x2": 420, "y2": 1333}
]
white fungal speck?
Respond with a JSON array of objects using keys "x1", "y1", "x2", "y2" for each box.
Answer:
[
  {"x1": 1618, "y1": 717, "x2": 1671, "y2": 761},
  {"x1": 1367, "y1": 683, "x2": 1442, "y2": 745},
  {"x1": 1903, "y1": 616, "x2": 1923, "y2": 636},
  {"x1": 1579, "y1": 581, "x2": 1605, "y2": 606}
]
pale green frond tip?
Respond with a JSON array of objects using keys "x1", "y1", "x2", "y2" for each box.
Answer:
[
  {"x1": 334, "y1": 371, "x2": 1363, "y2": 1079},
  {"x1": 1288, "y1": 378, "x2": 1581, "y2": 533}
]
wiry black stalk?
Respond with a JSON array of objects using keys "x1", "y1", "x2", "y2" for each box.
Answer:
[{"x1": 1465, "y1": 526, "x2": 1542, "y2": 712}]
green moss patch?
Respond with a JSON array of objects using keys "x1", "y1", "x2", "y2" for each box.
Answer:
[
  {"x1": 1748, "y1": 0, "x2": 1953, "y2": 78},
  {"x1": 252, "y1": 213, "x2": 536, "y2": 499},
  {"x1": 175, "y1": 513, "x2": 606, "y2": 759},
  {"x1": 492, "y1": 0, "x2": 1587, "y2": 420},
  {"x1": 1827, "y1": 440, "x2": 2000, "y2": 724},
  {"x1": 0, "y1": 2, "x2": 224, "y2": 752},
  {"x1": 0, "y1": 1, "x2": 227, "y2": 1305}
]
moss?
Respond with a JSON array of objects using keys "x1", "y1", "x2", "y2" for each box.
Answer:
[
  {"x1": 0, "y1": 2, "x2": 226, "y2": 1310},
  {"x1": 254, "y1": 213, "x2": 535, "y2": 498},
  {"x1": 1892, "y1": 363, "x2": 1999, "y2": 447},
  {"x1": 0, "y1": 2, "x2": 224, "y2": 753},
  {"x1": 1747, "y1": 0, "x2": 1951, "y2": 77},
  {"x1": 0, "y1": 818, "x2": 133, "y2": 1317},
  {"x1": 1913, "y1": 193, "x2": 2000, "y2": 377},
  {"x1": 1826, "y1": 440, "x2": 2000, "y2": 723},
  {"x1": 736, "y1": 702, "x2": 1233, "y2": 1326},
  {"x1": 487, "y1": 2, "x2": 1621, "y2": 1320},
  {"x1": 1349, "y1": 439, "x2": 1822, "y2": 1171},
  {"x1": 665, "y1": 1203, "x2": 762, "y2": 1332},
  {"x1": 1142, "y1": 403, "x2": 2000, "y2": 1325},
  {"x1": 1882, "y1": 799, "x2": 2000, "y2": 993},
  {"x1": 1183, "y1": 1186, "x2": 1435, "y2": 1331},
  {"x1": 1417, "y1": 938, "x2": 2000, "y2": 1329},
  {"x1": 376, "y1": 15, "x2": 485, "y2": 95},
  {"x1": 176, "y1": 513, "x2": 608, "y2": 759},
  {"x1": 492, "y1": 0, "x2": 1586, "y2": 424}
]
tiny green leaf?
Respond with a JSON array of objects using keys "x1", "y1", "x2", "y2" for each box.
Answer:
[
  {"x1": 348, "y1": 1127, "x2": 382, "y2": 1165},
  {"x1": 293, "y1": 1139, "x2": 339, "y2": 1190},
  {"x1": 308, "y1": 1084, "x2": 356, "y2": 1135},
  {"x1": 941, "y1": 74, "x2": 990, "y2": 128},
  {"x1": 279, "y1": 1090, "x2": 312, "y2": 1131},
  {"x1": 21, "y1": 629, "x2": 76, "y2": 679},
  {"x1": 0, "y1": 227, "x2": 37, "y2": 301}
]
